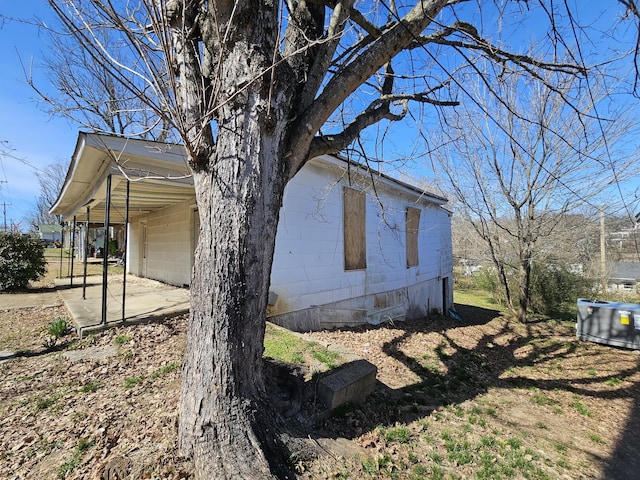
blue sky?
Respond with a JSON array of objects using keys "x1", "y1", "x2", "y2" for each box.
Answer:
[
  {"x1": 0, "y1": 2, "x2": 76, "y2": 229},
  {"x1": 0, "y1": 1, "x2": 638, "y2": 230}
]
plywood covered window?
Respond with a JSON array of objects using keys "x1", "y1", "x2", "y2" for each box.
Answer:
[
  {"x1": 343, "y1": 187, "x2": 366, "y2": 270},
  {"x1": 406, "y1": 207, "x2": 421, "y2": 267}
]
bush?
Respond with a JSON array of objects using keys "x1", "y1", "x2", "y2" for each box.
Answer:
[
  {"x1": 460, "y1": 262, "x2": 595, "y2": 316},
  {"x1": 529, "y1": 263, "x2": 594, "y2": 315},
  {"x1": 0, "y1": 233, "x2": 47, "y2": 291}
]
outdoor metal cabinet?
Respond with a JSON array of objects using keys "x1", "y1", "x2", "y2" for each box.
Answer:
[{"x1": 576, "y1": 298, "x2": 640, "y2": 350}]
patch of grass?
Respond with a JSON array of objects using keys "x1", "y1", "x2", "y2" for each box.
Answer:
[
  {"x1": 264, "y1": 324, "x2": 343, "y2": 370},
  {"x1": 79, "y1": 381, "x2": 104, "y2": 393},
  {"x1": 150, "y1": 361, "x2": 180, "y2": 379},
  {"x1": 570, "y1": 399, "x2": 592, "y2": 417},
  {"x1": 310, "y1": 346, "x2": 340, "y2": 369},
  {"x1": 362, "y1": 457, "x2": 377, "y2": 474},
  {"x1": 34, "y1": 392, "x2": 64, "y2": 411},
  {"x1": 506, "y1": 437, "x2": 522, "y2": 450},
  {"x1": 444, "y1": 438, "x2": 474, "y2": 465},
  {"x1": 383, "y1": 426, "x2": 412, "y2": 444},
  {"x1": 605, "y1": 377, "x2": 623, "y2": 387},
  {"x1": 123, "y1": 375, "x2": 145, "y2": 388},
  {"x1": 412, "y1": 464, "x2": 429, "y2": 476},
  {"x1": 430, "y1": 465, "x2": 445, "y2": 480},
  {"x1": 113, "y1": 334, "x2": 131, "y2": 346},
  {"x1": 531, "y1": 392, "x2": 558, "y2": 406},
  {"x1": 588, "y1": 433, "x2": 605, "y2": 444},
  {"x1": 480, "y1": 435, "x2": 497, "y2": 447},
  {"x1": 57, "y1": 438, "x2": 95, "y2": 478}
]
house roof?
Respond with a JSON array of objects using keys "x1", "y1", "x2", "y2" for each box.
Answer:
[
  {"x1": 50, "y1": 133, "x2": 195, "y2": 223},
  {"x1": 51, "y1": 132, "x2": 447, "y2": 223},
  {"x1": 609, "y1": 262, "x2": 640, "y2": 282}
]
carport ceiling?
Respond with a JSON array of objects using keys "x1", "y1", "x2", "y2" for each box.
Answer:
[
  {"x1": 51, "y1": 133, "x2": 195, "y2": 223},
  {"x1": 80, "y1": 174, "x2": 195, "y2": 224}
]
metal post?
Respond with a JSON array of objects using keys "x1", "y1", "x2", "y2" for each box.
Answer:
[
  {"x1": 59, "y1": 223, "x2": 64, "y2": 279},
  {"x1": 122, "y1": 180, "x2": 130, "y2": 322},
  {"x1": 82, "y1": 207, "x2": 90, "y2": 300},
  {"x1": 101, "y1": 175, "x2": 112, "y2": 326},
  {"x1": 70, "y1": 216, "x2": 76, "y2": 287}
]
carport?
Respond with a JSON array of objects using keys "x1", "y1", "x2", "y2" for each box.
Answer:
[{"x1": 50, "y1": 133, "x2": 195, "y2": 329}]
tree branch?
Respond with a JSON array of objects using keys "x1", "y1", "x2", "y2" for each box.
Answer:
[{"x1": 287, "y1": 0, "x2": 453, "y2": 175}]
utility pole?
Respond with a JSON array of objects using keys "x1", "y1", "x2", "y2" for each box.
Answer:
[
  {"x1": 600, "y1": 207, "x2": 606, "y2": 294},
  {"x1": 1, "y1": 201, "x2": 11, "y2": 233},
  {"x1": 0, "y1": 179, "x2": 8, "y2": 232}
]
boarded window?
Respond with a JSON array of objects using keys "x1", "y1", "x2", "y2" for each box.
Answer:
[
  {"x1": 406, "y1": 207, "x2": 421, "y2": 267},
  {"x1": 343, "y1": 187, "x2": 366, "y2": 270}
]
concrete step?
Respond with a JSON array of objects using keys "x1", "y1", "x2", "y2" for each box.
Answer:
[{"x1": 316, "y1": 358, "x2": 377, "y2": 412}]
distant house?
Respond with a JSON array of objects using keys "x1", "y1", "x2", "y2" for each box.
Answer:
[
  {"x1": 608, "y1": 262, "x2": 640, "y2": 293},
  {"x1": 37, "y1": 224, "x2": 62, "y2": 245},
  {"x1": 50, "y1": 133, "x2": 454, "y2": 331}
]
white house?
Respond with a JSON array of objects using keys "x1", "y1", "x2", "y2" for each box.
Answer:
[
  {"x1": 51, "y1": 133, "x2": 453, "y2": 331},
  {"x1": 37, "y1": 224, "x2": 63, "y2": 245}
]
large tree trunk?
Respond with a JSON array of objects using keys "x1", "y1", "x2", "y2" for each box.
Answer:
[
  {"x1": 178, "y1": 124, "x2": 290, "y2": 478},
  {"x1": 517, "y1": 250, "x2": 532, "y2": 323},
  {"x1": 176, "y1": 4, "x2": 295, "y2": 475}
]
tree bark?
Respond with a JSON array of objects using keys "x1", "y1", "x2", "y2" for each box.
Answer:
[
  {"x1": 179, "y1": 115, "x2": 290, "y2": 478},
  {"x1": 517, "y1": 256, "x2": 531, "y2": 323},
  {"x1": 176, "y1": 3, "x2": 295, "y2": 477}
]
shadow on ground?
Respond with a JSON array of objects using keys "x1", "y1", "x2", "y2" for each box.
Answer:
[{"x1": 309, "y1": 302, "x2": 640, "y2": 478}]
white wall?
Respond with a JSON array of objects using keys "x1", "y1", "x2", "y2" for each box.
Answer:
[
  {"x1": 270, "y1": 159, "x2": 453, "y2": 319},
  {"x1": 125, "y1": 157, "x2": 453, "y2": 325},
  {"x1": 127, "y1": 200, "x2": 195, "y2": 287}
]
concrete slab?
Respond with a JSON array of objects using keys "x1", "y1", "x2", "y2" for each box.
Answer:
[
  {"x1": 0, "y1": 289, "x2": 63, "y2": 310},
  {"x1": 55, "y1": 275, "x2": 190, "y2": 338}
]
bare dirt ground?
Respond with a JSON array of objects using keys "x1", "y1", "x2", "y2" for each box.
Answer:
[{"x1": 1, "y1": 269, "x2": 639, "y2": 479}]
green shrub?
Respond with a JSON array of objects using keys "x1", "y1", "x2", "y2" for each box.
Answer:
[
  {"x1": 0, "y1": 233, "x2": 46, "y2": 291},
  {"x1": 529, "y1": 263, "x2": 594, "y2": 314},
  {"x1": 48, "y1": 317, "x2": 69, "y2": 339},
  {"x1": 44, "y1": 317, "x2": 69, "y2": 349},
  {"x1": 465, "y1": 261, "x2": 595, "y2": 316}
]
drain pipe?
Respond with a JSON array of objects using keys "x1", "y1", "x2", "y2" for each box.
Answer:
[{"x1": 101, "y1": 174, "x2": 112, "y2": 326}]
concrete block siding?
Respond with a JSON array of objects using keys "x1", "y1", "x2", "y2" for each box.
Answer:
[
  {"x1": 270, "y1": 157, "x2": 452, "y2": 325},
  {"x1": 128, "y1": 200, "x2": 195, "y2": 287},
  {"x1": 126, "y1": 155, "x2": 453, "y2": 330}
]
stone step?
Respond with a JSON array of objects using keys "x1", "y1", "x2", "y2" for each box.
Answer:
[{"x1": 316, "y1": 358, "x2": 377, "y2": 412}]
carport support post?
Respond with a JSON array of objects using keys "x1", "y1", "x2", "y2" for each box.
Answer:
[
  {"x1": 58, "y1": 223, "x2": 64, "y2": 279},
  {"x1": 70, "y1": 216, "x2": 76, "y2": 287},
  {"x1": 122, "y1": 180, "x2": 130, "y2": 322},
  {"x1": 82, "y1": 207, "x2": 90, "y2": 300},
  {"x1": 101, "y1": 174, "x2": 112, "y2": 326}
]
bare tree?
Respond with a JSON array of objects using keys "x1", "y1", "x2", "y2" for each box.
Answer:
[
  {"x1": 29, "y1": 160, "x2": 68, "y2": 228},
  {"x1": 432, "y1": 73, "x2": 637, "y2": 322},
  {"x1": 42, "y1": 0, "x2": 640, "y2": 477},
  {"x1": 35, "y1": 28, "x2": 175, "y2": 141}
]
